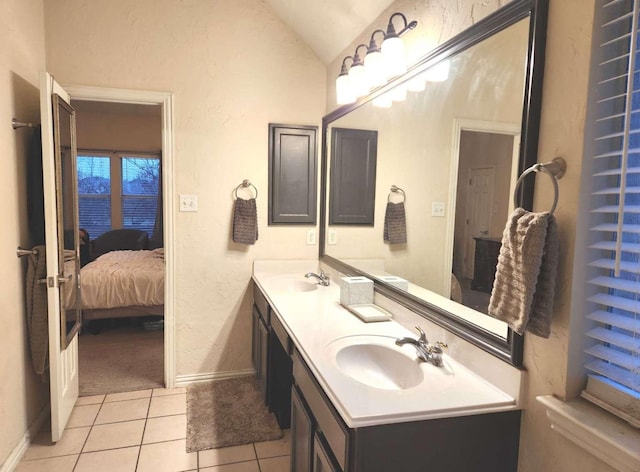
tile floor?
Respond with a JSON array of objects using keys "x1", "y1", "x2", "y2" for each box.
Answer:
[{"x1": 17, "y1": 388, "x2": 290, "y2": 472}]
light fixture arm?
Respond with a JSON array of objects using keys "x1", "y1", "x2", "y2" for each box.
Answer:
[
  {"x1": 339, "y1": 55, "x2": 354, "y2": 75},
  {"x1": 368, "y1": 29, "x2": 386, "y2": 53},
  {"x1": 386, "y1": 12, "x2": 418, "y2": 39},
  {"x1": 352, "y1": 44, "x2": 369, "y2": 66}
]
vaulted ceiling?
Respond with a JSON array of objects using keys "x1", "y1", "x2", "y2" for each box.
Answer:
[{"x1": 264, "y1": 0, "x2": 396, "y2": 64}]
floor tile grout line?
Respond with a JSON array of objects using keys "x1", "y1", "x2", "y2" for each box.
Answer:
[
  {"x1": 135, "y1": 391, "x2": 154, "y2": 472},
  {"x1": 74, "y1": 394, "x2": 106, "y2": 470}
]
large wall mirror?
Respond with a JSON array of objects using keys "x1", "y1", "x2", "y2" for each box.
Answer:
[{"x1": 320, "y1": 0, "x2": 548, "y2": 366}]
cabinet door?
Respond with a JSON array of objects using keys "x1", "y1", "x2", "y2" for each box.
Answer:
[
  {"x1": 313, "y1": 433, "x2": 340, "y2": 472},
  {"x1": 258, "y1": 315, "x2": 269, "y2": 404},
  {"x1": 291, "y1": 386, "x2": 313, "y2": 472},
  {"x1": 251, "y1": 306, "x2": 260, "y2": 374}
]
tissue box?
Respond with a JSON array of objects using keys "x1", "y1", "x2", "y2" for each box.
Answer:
[
  {"x1": 339, "y1": 276, "x2": 374, "y2": 306},
  {"x1": 379, "y1": 275, "x2": 409, "y2": 291}
]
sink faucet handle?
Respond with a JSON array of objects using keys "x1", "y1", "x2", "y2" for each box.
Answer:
[
  {"x1": 414, "y1": 326, "x2": 428, "y2": 344},
  {"x1": 436, "y1": 341, "x2": 448, "y2": 349}
]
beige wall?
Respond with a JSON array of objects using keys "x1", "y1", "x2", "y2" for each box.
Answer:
[
  {"x1": 43, "y1": 0, "x2": 327, "y2": 377},
  {"x1": 0, "y1": 0, "x2": 49, "y2": 466},
  {"x1": 327, "y1": 0, "x2": 615, "y2": 471}
]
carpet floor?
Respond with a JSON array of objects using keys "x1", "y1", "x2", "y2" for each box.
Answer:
[
  {"x1": 186, "y1": 376, "x2": 282, "y2": 452},
  {"x1": 78, "y1": 323, "x2": 164, "y2": 396}
]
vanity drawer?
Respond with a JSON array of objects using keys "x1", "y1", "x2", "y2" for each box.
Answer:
[
  {"x1": 293, "y1": 349, "x2": 348, "y2": 470},
  {"x1": 270, "y1": 313, "x2": 291, "y2": 354},
  {"x1": 253, "y1": 283, "x2": 270, "y2": 324}
]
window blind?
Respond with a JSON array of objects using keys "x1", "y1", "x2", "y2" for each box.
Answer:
[{"x1": 583, "y1": 0, "x2": 640, "y2": 425}]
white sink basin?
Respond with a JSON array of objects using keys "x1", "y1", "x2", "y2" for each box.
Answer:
[
  {"x1": 285, "y1": 278, "x2": 317, "y2": 293},
  {"x1": 267, "y1": 275, "x2": 318, "y2": 293},
  {"x1": 334, "y1": 342, "x2": 423, "y2": 390},
  {"x1": 324, "y1": 334, "x2": 458, "y2": 392}
]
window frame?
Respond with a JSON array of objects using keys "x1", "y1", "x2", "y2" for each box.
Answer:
[{"x1": 77, "y1": 150, "x2": 161, "y2": 238}]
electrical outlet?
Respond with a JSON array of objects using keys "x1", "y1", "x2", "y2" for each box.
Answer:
[
  {"x1": 306, "y1": 229, "x2": 316, "y2": 245},
  {"x1": 431, "y1": 201, "x2": 445, "y2": 217},
  {"x1": 328, "y1": 229, "x2": 337, "y2": 245},
  {"x1": 179, "y1": 194, "x2": 198, "y2": 212}
]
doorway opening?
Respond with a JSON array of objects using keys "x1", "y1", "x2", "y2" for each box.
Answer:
[
  {"x1": 449, "y1": 121, "x2": 520, "y2": 314},
  {"x1": 65, "y1": 86, "x2": 175, "y2": 395}
]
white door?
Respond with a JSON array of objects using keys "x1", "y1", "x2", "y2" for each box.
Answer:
[
  {"x1": 40, "y1": 72, "x2": 81, "y2": 442},
  {"x1": 462, "y1": 167, "x2": 495, "y2": 278}
]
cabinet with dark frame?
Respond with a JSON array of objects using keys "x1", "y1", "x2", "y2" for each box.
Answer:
[{"x1": 253, "y1": 283, "x2": 521, "y2": 472}]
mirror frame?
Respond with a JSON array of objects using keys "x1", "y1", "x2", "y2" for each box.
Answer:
[
  {"x1": 53, "y1": 94, "x2": 82, "y2": 349},
  {"x1": 319, "y1": 0, "x2": 549, "y2": 366}
]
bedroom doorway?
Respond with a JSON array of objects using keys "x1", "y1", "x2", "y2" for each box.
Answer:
[{"x1": 66, "y1": 86, "x2": 175, "y2": 394}]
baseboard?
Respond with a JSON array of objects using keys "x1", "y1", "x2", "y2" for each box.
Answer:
[
  {"x1": 0, "y1": 403, "x2": 50, "y2": 472},
  {"x1": 175, "y1": 368, "x2": 256, "y2": 387}
]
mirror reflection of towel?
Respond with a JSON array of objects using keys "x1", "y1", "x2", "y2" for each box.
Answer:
[
  {"x1": 384, "y1": 202, "x2": 407, "y2": 244},
  {"x1": 488, "y1": 208, "x2": 559, "y2": 338},
  {"x1": 233, "y1": 198, "x2": 258, "y2": 245}
]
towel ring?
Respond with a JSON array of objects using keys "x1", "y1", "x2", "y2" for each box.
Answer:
[
  {"x1": 513, "y1": 157, "x2": 566, "y2": 215},
  {"x1": 388, "y1": 185, "x2": 406, "y2": 203},
  {"x1": 233, "y1": 179, "x2": 258, "y2": 200}
]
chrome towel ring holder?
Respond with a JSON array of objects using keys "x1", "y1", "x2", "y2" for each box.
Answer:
[
  {"x1": 388, "y1": 184, "x2": 406, "y2": 203},
  {"x1": 513, "y1": 157, "x2": 566, "y2": 214},
  {"x1": 233, "y1": 179, "x2": 258, "y2": 200}
]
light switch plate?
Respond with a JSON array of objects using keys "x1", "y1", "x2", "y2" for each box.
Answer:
[
  {"x1": 179, "y1": 194, "x2": 198, "y2": 212},
  {"x1": 328, "y1": 229, "x2": 337, "y2": 245},
  {"x1": 431, "y1": 201, "x2": 445, "y2": 217},
  {"x1": 306, "y1": 229, "x2": 316, "y2": 245}
]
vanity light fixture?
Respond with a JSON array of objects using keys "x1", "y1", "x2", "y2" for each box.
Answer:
[
  {"x1": 365, "y1": 30, "x2": 388, "y2": 87},
  {"x1": 335, "y1": 12, "x2": 417, "y2": 106},
  {"x1": 336, "y1": 56, "x2": 356, "y2": 105},
  {"x1": 381, "y1": 13, "x2": 417, "y2": 78},
  {"x1": 349, "y1": 44, "x2": 371, "y2": 98}
]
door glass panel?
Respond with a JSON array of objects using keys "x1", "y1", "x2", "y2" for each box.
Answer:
[{"x1": 53, "y1": 94, "x2": 81, "y2": 348}]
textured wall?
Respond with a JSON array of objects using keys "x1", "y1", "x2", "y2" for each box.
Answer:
[
  {"x1": 327, "y1": 0, "x2": 617, "y2": 471},
  {"x1": 43, "y1": 0, "x2": 327, "y2": 377},
  {"x1": 0, "y1": 0, "x2": 49, "y2": 466}
]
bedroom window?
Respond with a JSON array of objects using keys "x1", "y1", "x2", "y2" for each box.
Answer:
[{"x1": 77, "y1": 153, "x2": 160, "y2": 239}]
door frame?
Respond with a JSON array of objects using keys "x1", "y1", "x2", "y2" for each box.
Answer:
[
  {"x1": 446, "y1": 118, "x2": 520, "y2": 296},
  {"x1": 64, "y1": 85, "x2": 176, "y2": 388}
]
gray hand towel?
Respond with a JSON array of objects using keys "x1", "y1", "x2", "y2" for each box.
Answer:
[
  {"x1": 384, "y1": 202, "x2": 407, "y2": 244},
  {"x1": 26, "y1": 246, "x2": 48, "y2": 374},
  {"x1": 233, "y1": 198, "x2": 258, "y2": 245},
  {"x1": 526, "y1": 213, "x2": 559, "y2": 338},
  {"x1": 487, "y1": 208, "x2": 559, "y2": 337}
]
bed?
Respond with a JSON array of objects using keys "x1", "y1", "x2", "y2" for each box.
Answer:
[{"x1": 71, "y1": 229, "x2": 165, "y2": 321}]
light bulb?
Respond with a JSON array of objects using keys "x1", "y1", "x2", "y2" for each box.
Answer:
[
  {"x1": 336, "y1": 74, "x2": 355, "y2": 105},
  {"x1": 381, "y1": 36, "x2": 407, "y2": 78},
  {"x1": 365, "y1": 49, "x2": 387, "y2": 88},
  {"x1": 348, "y1": 63, "x2": 369, "y2": 97}
]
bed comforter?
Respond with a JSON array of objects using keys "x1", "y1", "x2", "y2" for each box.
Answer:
[{"x1": 68, "y1": 249, "x2": 164, "y2": 309}]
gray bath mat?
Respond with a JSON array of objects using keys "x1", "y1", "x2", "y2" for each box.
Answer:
[{"x1": 186, "y1": 376, "x2": 282, "y2": 452}]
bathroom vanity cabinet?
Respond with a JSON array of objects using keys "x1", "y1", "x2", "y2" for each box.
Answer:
[
  {"x1": 252, "y1": 285, "x2": 292, "y2": 428},
  {"x1": 252, "y1": 280, "x2": 521, "y2": 472}
]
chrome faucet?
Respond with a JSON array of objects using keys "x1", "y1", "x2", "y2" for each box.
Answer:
[
  {"x1": 304, "y1": 270, "x2": 330, "y2": 286},
  {"x1": 395, "y1": 326, "x2": 448, "y2": 367}
]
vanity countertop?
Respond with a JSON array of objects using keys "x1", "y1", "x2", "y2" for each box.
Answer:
[{"x1": 252, "y1": 260, "x2": 518, "y2": 428}]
